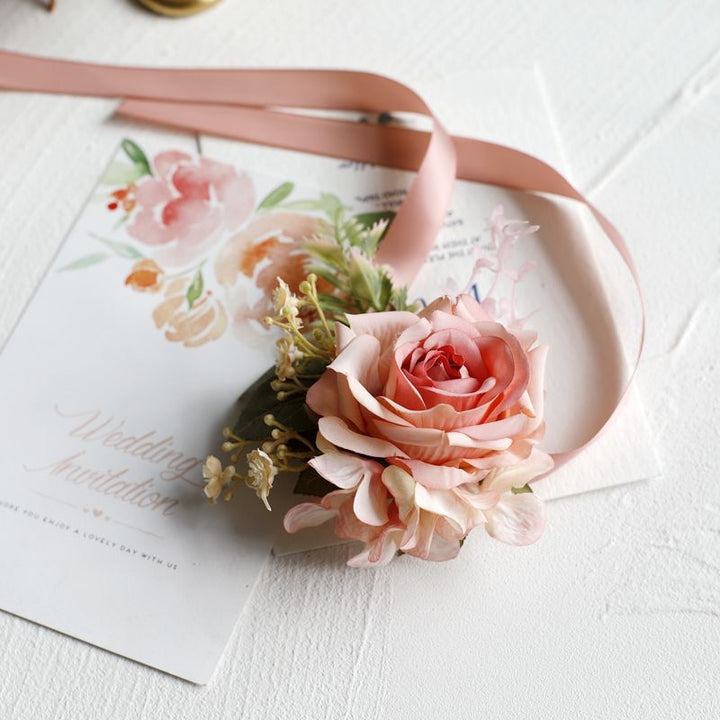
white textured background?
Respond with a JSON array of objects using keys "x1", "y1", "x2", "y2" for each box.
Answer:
[{"x1": 1, "y1": 1, "x2": 719, "y2": 718}]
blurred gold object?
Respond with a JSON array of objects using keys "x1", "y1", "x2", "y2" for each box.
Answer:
[{"x1": 136, "y1": 0, "x2": 223, "y2": 17}]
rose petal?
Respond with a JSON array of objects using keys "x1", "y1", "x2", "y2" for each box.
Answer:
[
  {"x1": 305, "y1": 370, "x2": 341, "y2": 417},
  {"x1": 346, "y1": 311, "x2": 419, "y2": 350},
  {"x1": 318, "y1": 416, "x2": 406, "y2": 459},
  {"x1": 335, "y1": 322, "x2": 357, "y2": 353},
  {"x1": 344, "y1": 376, "x2": 412, "y2": 427},
  {"x1": 329, "y1": 334, "x2": 382, "y2": 394}
]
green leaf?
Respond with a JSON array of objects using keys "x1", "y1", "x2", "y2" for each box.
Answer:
[
  {"x1": 316, "y1": 293, "x2": 353, "y2": 317},
  {"x1": 186, "y1": 269, "x2": 204, "y2": 309},
  {"x1": 303, "y1": 240, "x2": 345, "y2": 268},
  {"x1": 121, "y1": 139, "x2": 152, "y2": 177},
  {"x1": 293, "y1": 465, "x2": 335, "y2": 498},
  {"x1": 307, "y1": 267, "x2": 343, "y2": 290},
  {"x1": 90, "y1": 234, "x2": 144, "y2": 259},
  {"x1": 272, "y1": 395, "x2": 317, "y2": 435},
  {"x1": 101, "y1": 161, "x2": 146, "y2": 186},
  {"x1": 257, "y1": 181, "x2": 294, "y2": 210},
  {"x1": 511, "y1": 484, "x2": 533, "y2": 495},
  {"x1": 233, "y1": 367, "x2": 281, "y2": 440},
  {"x1": 58, "y1": 253, "x2": 110, "y2": 272},
  {"x1": 232, "y1": 367, "x2": 318, "y2": 443},
  {"x1": 353, "y1": 210, "x2": 396, "y2": 231}
]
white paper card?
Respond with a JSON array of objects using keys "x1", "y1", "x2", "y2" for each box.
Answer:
[{"x1": 0, "y1": 145, "x2": 354, "y2": 683}]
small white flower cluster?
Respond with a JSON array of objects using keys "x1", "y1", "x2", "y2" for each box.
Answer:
[
  {"x1": 202, "y1": 449, "x2": 277, "y2": 510},
  {"x1": 202, "y1": 456, "x2": 236, "y2": 504},
  {"x1": 272, "y1": 278, "x2": 301, "y2": 324},
  {"x1": 275, "y1": 336, "x2": 304, "y2": 382},
  {"x1": 246, "y1": 449, "x2": 277, "y2": 511}
]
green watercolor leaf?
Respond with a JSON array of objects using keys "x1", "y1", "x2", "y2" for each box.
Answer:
[
  {"x1": 186, "y1": 269, "x2": 204, "y2": 309},
  {"x1": 280, "y1": 192, "x2": 345, "y2": 219},
  {"x1": 91, "y1": 234, "x2": 144, "y2": 259},
  {"x1": 101, "y1": 161, "x2": 147, "y2": 187},
  {"x1": 58, "y1": 253, "x2": 110, "y2": 272},
  {"x1": 277, "y1": 199, "x2": 323, "y2": 211},
  {"x1": 293, "y1": 465, "x2": 335, "y2": 498},
  {"x1": 121, "y1": 138, "x2": 152, "y2": 177},
  {"x1": 112, "y1": 214, "x2": 130, "y2": 231},
  {"x1": 257, "y1": 181, "x2": 294, "y2": 210}
]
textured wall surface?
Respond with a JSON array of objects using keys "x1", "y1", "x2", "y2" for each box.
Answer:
[{"x1": 1, "y1": 1, "x2": 719, "y2": 718}]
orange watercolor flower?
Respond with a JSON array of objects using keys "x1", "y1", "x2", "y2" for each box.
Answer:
[
  {"x1": 107, "y1": 183, "x2": 137, "y2": 214},
  {"x1": 214, "y1": 213, "x2": 334, "y2": 332},
  {"x1": 153, "y1": 277, "x2": 227, "y2": 348},
  {"x1": 125, "y1": 259, "x2": 165, "y2": 293}
]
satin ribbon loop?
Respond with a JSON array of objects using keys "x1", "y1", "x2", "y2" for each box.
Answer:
[{"x1": 0, "y1": 50, "x2": 644, "y2": 470}]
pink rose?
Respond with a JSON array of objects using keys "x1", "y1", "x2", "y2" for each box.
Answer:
[
  {"x1": 284, "y1": 294, "x2": 553, "y2": 566},
  {"x1": 127, "y1": 151, "x2": 254, "y2": 268}
]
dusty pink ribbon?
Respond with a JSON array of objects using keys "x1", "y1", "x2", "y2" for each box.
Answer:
[{"x1": 0, "y1": 50, "x2": 644, "y2": 471}]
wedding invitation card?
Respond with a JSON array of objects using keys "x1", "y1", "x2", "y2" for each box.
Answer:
[{"x1": 0, "y1": 69, "x2": 660, "y2": 682}]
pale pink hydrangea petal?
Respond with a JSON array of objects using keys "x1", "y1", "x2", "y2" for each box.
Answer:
[
  {"x1": 283, "y1": 502, "x2": 337, "y2": 533},
  {"x1": 353, "y1": 474, "x2": 389, "y2": 526},
  {"x1": 347, "y1": 528, "x2": 403, "y2": 567},
  {"x1": 402, "y1": 511, "x2": 438, "y2": 558},
  {"x1": 424, "y1": 534, "x2": 462, "y2": 561},
  {"x1": 308, "y1": 448, "x2": 383, "y2": 490},
  {"x1": 380, "y1": 465, "x2": 416, "y2": 520},
  {"x1": 391, "y1": 458, "x2": 478, "y2": 490},
  {"x1": 485, "y1": 492, "x2": 545, "y2": 546},
  {"x1": 414, "y1": 483, "x2": 475, "y2": 535},
  {"x1": 483, "y1": 446, "x2": 555, "y2": 494}
]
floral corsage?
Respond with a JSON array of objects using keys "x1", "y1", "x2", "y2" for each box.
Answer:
[{"x1": 203, "y1": 211, "x2": 553, "y2": 567}]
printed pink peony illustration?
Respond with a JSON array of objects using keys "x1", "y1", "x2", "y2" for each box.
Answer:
[{"x1": 127, "y1": 151, "x2": 255, "y2": 268}]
